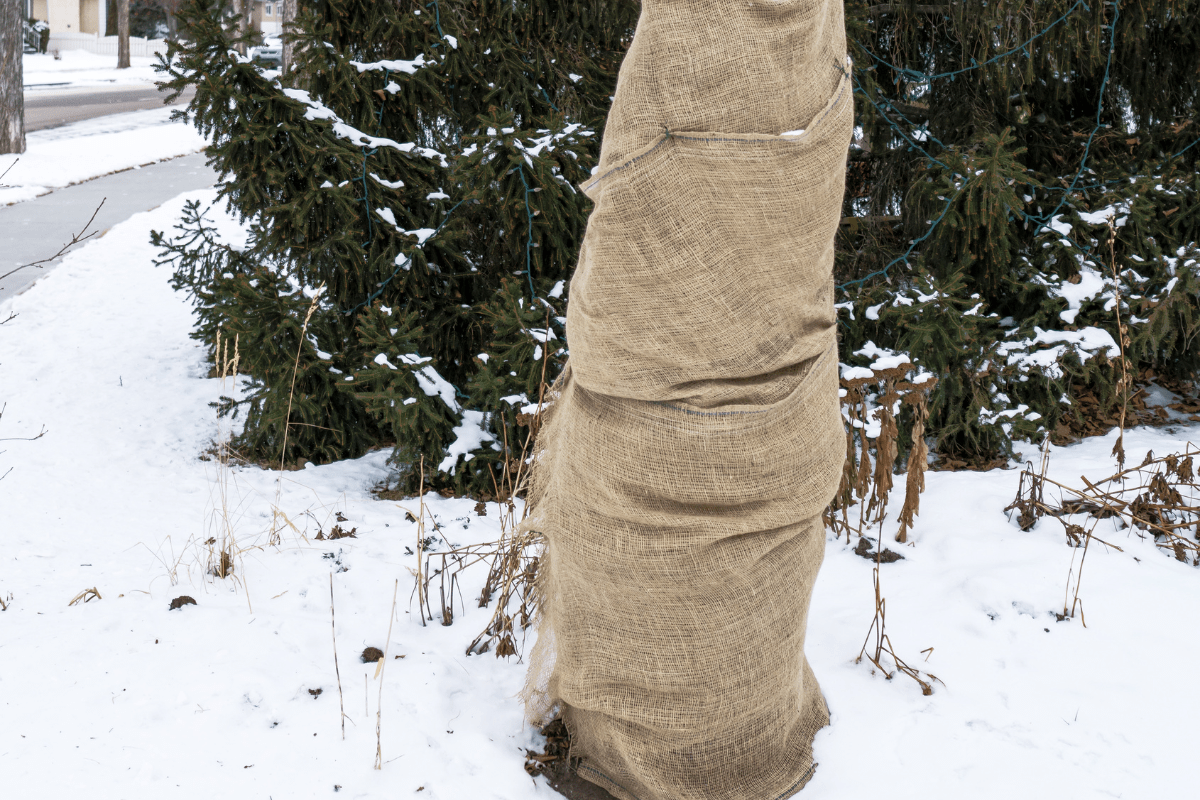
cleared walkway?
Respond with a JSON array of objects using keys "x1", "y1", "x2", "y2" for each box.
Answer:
[{"x1": 0, "y1": 152, "x2": 218, "y2": 303}]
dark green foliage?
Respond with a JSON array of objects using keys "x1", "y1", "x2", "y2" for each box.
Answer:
[
  {"x1": 840, "y1": 0, "x2": 1200, "y2": 461},
  {"x1": 158, "y1": 0, "x2": 1198, "y2": 487},
  {"x1": 154, "y1": 0, "x2": 635, "y2": 493}
]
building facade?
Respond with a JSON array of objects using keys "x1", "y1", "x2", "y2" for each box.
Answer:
[
  {"x1": 29, "y1": 1, "x2": 280, "y2": 38},
  {"x1": 28, "y1": 1, "x2": 106, "y2": 34}
]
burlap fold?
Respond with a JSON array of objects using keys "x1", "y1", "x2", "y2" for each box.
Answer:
[{"x1": 522, "y1": 3, "x2": 852, "y2": 799}]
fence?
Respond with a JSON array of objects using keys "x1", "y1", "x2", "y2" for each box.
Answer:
[{"x1": 46, "y1": 32, "x2": 168, "y2": 59}]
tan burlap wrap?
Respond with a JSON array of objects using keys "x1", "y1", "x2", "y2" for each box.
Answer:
[{"x1": 521, "y1": 3, "x2": 852, "y2": 799}]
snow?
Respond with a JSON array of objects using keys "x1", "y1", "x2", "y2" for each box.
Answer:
[
  {"x1": 23, "y1": 50, "x2": 160, "y2": 89},
  {"x1": 0, "y1": 107, "x2": 207, "y2": 206},
  {"x1": 2, "y1": 187, "x2": 1198, "y2": 798},
  {"x1": 279, "y1": 88, "x2": 448, "y2": 167},
  {"x1": 513, "y1": 125, "x2": 588, "y2": 159},
  {"x1": 840, "y1": 366, "x2": 876, "y2": 381},
  {"x1": 370, "y1": 172, "x2": 404, "y2": 189},
  {"x1": 437, "y1": 410, "x2": 497, "y2": 474},
  {"x1": 1077, "y1": 201, "x2": 1130, "y2": 228},
  {"x1": 1044, "y1": 214, "x2": 1073, "y2": 239},
  {"x1": 999, "y1": 327, "x2": 1120, "y2": 379},
  {"x1": 853, "y1": 341, "x2": 912, "y2": 372},
  {"x1": 349, "y1": 54, "x2": 429, "y2": 75},
  {"x1": 1052, "y1": 266, "x2": 1107, "y2": 323},
  {"x1": 372, "y1": 352, "x2": 400, "y2": 370},
  {"x1": 374, "y1": 206, "x2": 398, "y2": 227},
  {"x1": 412, "y1": 364, "x2": 460, "y2": 412}
]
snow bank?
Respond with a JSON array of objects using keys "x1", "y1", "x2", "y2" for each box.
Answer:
[
  {"x1": 23, "y1": 50, "x2": 160, "y2": 88},
  {"x1": 0, "y1": 107, "x2": 207, "y2": 206}
]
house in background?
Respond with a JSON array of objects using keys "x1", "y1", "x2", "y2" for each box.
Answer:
[
  {"x1": 27, "y1": 1, "x2": 107, "y2": 35},
  {"x1": 254, "y1": 1, "x2": 282, "y2": 37},
  {"x1": 28, "y1": 1, "x2": 281, "y2": 39}
]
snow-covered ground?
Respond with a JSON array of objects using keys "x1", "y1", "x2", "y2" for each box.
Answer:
[
  {"x1": 0, "y1": 107, "x2": 207, "y2": 206},
  {"x1": 24, "y1": 50, "x2": 160, "y2": 89},
  {"x1": 2, "y1": 188, "x2": 1197, "y2": 798}
]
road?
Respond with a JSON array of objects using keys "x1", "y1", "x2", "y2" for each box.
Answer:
[
  {"x1": 0, "y1": 153, "x2": 219, "y2": 303},
  {"x1": 23, "y1": 84, "x2": 197, "y2": 132}
]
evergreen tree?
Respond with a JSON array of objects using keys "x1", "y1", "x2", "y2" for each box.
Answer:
[
  {"x1": 158, "y1": 0, "x2": 1199, "y2": 491},
  {"x1": 839, "y1": 0, "x2": 1200, "y2": 464},
  {"x1": 154, "y1": 0, "x2": 636, "y2": 494}
]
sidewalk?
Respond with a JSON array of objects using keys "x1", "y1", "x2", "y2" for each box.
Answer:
[
  {"x1": 1, "y1": 105, "x2": 207, "y2": 207},
  {"x1": 0, "y1": 153, "x2": 217, "y2": 303}
]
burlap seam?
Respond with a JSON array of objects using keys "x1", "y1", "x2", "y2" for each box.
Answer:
[
  {"x1": 653, "y1": 342, "x2": 837, "y2": 418},
  {"x1": 582, "y1": 135, "x2": 673, "y2": 194},
  {"x1": 669, "y1": 61, "x2": 851, "y2": 147},
  {"x1": 583, "y1": 57, "x2": 852, "y2": 195}
]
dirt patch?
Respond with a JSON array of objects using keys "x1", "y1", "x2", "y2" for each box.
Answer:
[{"x1": 854, "y1": 537, "x2": 904, "y2": 563}]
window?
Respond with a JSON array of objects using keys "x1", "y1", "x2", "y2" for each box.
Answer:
[{"x1": 265, "y1": 3, "x2": 274, "y2": 15}]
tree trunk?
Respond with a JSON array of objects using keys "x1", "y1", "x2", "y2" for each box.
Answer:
[
  {"x1": 117, "y1": 0, "x2": 130, "y2": 69},
  {"x1": 238, "y1": 0, "x2": 252, "y2": 56},
  {"x1": 0, "y1": 0, "x2": 25, "y2": 155},
  {"x1": 282, "y1": 0, "x2": 297, "y2": 72}
]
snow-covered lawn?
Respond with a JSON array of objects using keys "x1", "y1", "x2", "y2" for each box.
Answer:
[
  {"x1": 23, "y1": 50, "x2": 160, "y2": 89},
  {"x1": 0, "y1": 107, "x2": 207, "y2": 206},
  {"x1": 2, "y1": 188, "x2": 1197, "y2": 798}
]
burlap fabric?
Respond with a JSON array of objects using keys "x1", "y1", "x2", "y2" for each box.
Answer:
[{"x1": 521, "y1": 2, "x2": 852, "y2": 799}]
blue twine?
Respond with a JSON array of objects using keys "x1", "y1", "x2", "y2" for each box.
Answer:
[
  {"x1": 839, "y1": 0, "x2": 1134, "y2": 293},
  {"x1": 853, "y1": 0, "x2": 1090, "y2": 85},
  {"x1": 517, "y1": 164, "x2": 537, "y2": 301},
  {"x1": 425, "y1": 1, "x2": 445, "y2": 39},
  {"x1": 342, "y1": 197, "x2": 469, "y2": 316},
  {"x1": 1023, "y1": 0, "x2": 1120, "y2": 230},
  {"x1": 351, "y1": 69, "x2": 392, "y2": 248}
]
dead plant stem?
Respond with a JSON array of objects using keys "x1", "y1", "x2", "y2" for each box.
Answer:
[
  {"x1": 375, "y1": 578, "x2": 399, "y2": 770},
  {"x1": 272, "y1": 285, "x2": 324, "y2": 545},
  {"x1": 330, "y1": 574, "x2": 346, "y2": 740}
]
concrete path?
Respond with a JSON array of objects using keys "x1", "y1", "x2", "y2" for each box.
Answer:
[
  {"x1": 0, "y1": 152, "x2": 218, "y2": 303},
  {"x1": 23, "y1": 84, "x2": 197, "y2": 132}
]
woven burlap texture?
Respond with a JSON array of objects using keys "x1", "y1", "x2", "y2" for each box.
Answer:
[{"x1": 521, "y1": 3, "x2": 853, "y2": 799}]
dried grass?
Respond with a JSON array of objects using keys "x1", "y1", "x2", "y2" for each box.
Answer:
[
  {"x1": 270, "y1": 286, "x2": 324, "y2": 546},
  {"x1": 67, "y1": 587, "x2": 102, "y2": 606},
  {"x1": 825, "y1": 361, "x2": 941, "y2": 693},
  {"x1": 329, "y1": 574, "x2": 347, "y2": 740},
  {"x1": 824, "y1": 362, "x2": 937, "y2": 545},
  {"x1": 1007, "y1": 441, "x2": 1199, "y2": 624},
  {"x1": 374, "y1": 579, "x2": 399, "y2": 769},
  {"x1": 410, "y1": 325, "x2": 551, "y2": 657}
]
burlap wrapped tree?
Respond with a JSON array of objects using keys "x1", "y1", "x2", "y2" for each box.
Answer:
[{"x1": 521, "y1": 2, "x2": 853, "y2": 799}]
